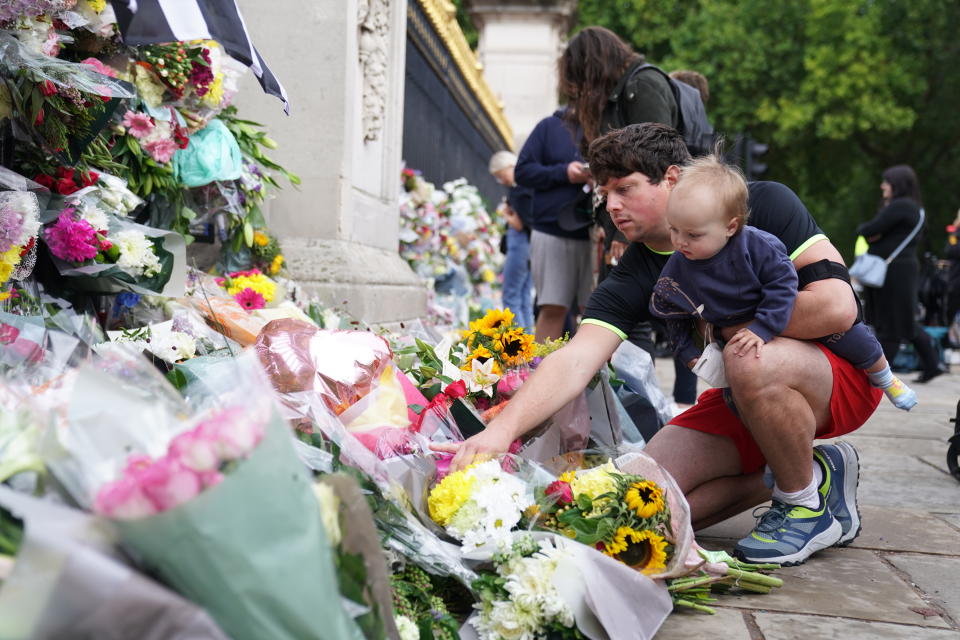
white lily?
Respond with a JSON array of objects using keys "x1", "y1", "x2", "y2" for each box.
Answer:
[{"x1": 465, "y1": 358, "x2": 500, "y2": 396}]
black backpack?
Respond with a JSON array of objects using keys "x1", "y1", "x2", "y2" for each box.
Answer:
[{"x1": 618, "y1": 63, "x2": 715, "y2": 156}]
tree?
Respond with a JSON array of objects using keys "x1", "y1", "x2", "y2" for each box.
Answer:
[{"x1": 575, "y1": 0, "x2": 960, "y2": 257}]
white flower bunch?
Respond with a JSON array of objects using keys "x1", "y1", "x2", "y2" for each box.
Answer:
[
  {"x1": 114, "y1": 229, "x2": 161, "y2": 278},
  {"x1": 446, "y1": 460, "x2": 533, "y2": 550},
  {"x1": 474, "y1": 537, "x2": 576, "y2": 640},
  {"x1": 148, "y1": 330, "x2": 196, "y2": 364}
]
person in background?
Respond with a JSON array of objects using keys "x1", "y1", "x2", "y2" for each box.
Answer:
[
  {"x1": 559, "y1": 26, "x2": 697, "y2": 411},
  {"x1": 857, "y1": 165, "x2": 945, "y2": 383},
  {"x1": 489, "y1": 151, "x2": 535, "y2": 332},
  {"x1": 514, "y1": 109, "x2": 594, "y2": 342},
  {"x1": 669, "y1": 69, "x2": 710, "y2": 105},
  {"x1": 945, "y1": 209, "x2": 960, "y2": 326}
]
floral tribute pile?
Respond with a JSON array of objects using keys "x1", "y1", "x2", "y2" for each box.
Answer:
[
  {"x1": 399, "y1": 168, "x2": 503, "y2": 324},
  {"x1": 0, "y1": 0, "x2": 296, "y2": 302}
]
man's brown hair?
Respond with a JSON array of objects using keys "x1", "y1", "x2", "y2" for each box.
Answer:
[{"x1": 587, "y1": 122, "x2": 691, "y2": 187}]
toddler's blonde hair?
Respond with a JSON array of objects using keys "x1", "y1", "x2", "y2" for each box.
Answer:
[{"x1": 674, "y1": 154, "x2": 750, "y2": 231}]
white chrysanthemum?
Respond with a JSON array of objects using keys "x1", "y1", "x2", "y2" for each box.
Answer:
[
  {"x1": 481, "y1": 600, "x2": 539, "y2": 640},
  {"x1": 394, "y1": 615, "x2": 419, "y2": 640},
  {"x1": 79, "y1": 204, "x2": 110, "y2": 233},
  {"x1": 149, "y1": 330, "x2": 196, "y2": 364},
  {"x1": 114, "y1": 230, "x2": 161, "y2": 278}
]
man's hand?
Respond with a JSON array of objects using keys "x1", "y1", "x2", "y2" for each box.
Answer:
[
  {"x1": 429, "y1": 428, "x2": 516, "y2": 472},
  {"x1": 566, "y1": 161, "x2": 590, "y2": 184},
  {"x1": 726, "y1": 328, "x2": 764, "y2": 358}
]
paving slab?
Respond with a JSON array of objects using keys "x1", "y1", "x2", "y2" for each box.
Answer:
[
  {"x1": 754, "y1": 612, "x2": 960, "y2": 640},
  {"x1": 886, "y1": 553, "x2": 960, "y2": 624},
  {"x1": 709, "y1": 548, "x2": 950, "y2": 628},
  {"x1": 655, "y1": 607, "x2": 750, "y2": 639},
  {"x1": 850, "y1": 505, "x2": 960, "y2": 555},
  {"x1": 937, "y1": 513, "x2": 960, "y2": 529}
]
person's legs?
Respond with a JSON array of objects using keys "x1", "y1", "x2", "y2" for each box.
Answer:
[
  {"x1": 535, "y1": 304, "x2": 568, "y2": 342},
  {"x1": 912, "y1": 322, "x2": 944, "y2": 382},
  {"x1": 820, "y1": 322, "x2": 916, "y2": 409},
  {"x1": 723, "y1": 338, "x2": 833, "y2": 493},
  {"x1": 501, "y1": 228, "x2": 534, "y2": 331},
  {"x1": 672, "y1": 357, "x2": 698, "y2": 406}
]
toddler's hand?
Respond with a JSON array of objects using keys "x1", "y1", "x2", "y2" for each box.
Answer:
[{"x1": 727, "y1": 328, "x2": 764, "y2": 358}]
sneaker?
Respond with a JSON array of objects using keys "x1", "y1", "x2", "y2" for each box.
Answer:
[
  {"x1": 814, "y1": 442, "x2": 862, "y2": 546},
  {"x1": 732, "y1": 497, "x2": 842, "y2": 566}
]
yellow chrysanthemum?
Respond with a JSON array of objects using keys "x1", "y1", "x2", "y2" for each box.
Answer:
[
  {"x1": 269, "y1": 254, "x2": 284, "y2": 275},
  {"x1": 0, "y1": 290, "x2": 11, "y2": 302},
  {"x1": 625, "y1": 481, "x2": 665, "y2": 519},
  {"x1": 494, "y1": 328, "x2": 535, "y2": 366},
  {"x1": 0, "y1": 245, "x2": 21, "y2": 285},
  {"x1": 604, "y1": 527, "x2": 668, "y2": 574},
  {"x1": 86, "y1": 0, "x2": 106, "y2": 12},
  {"x1": 569, "y1": 460, "x2": 618, "y2": 501},
  {"x1": 474, "y1": 308, "x2": 515, "y2": 337},
  {"x1": 226, "y1": 273, "x2": 277, "y2": 303},
  {"x1": 201, "y1": 74, "x2": 225, "y2": 108},
  {"x1": 427, "y1": 467, "x2": 477, "y2": 526},
  {"x1": 558, "y1": 470, "x2": 577, "y2": 484},
  {"x1": 253, "y1": 231, "x2": 270, "y2": 247}
]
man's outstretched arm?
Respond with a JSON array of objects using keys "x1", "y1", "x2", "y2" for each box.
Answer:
[{"x1": 430, "y1": 323, "x2": 622, "y2": 471}]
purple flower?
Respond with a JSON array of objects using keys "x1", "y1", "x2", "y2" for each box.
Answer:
[
  {"x1": 44, "y1": 210, "x2": 99, "y2": 263},
  {"x1": 0, "y1": 206, "x2": 24, "y2": 254}
]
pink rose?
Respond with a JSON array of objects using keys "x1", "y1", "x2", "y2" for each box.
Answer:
[
  {"x1": 169, "y1": 428, "x2": 221, "y2": 472},
  {"x1": 138, "y1": 456, "x2": 202, "y2": 512},
  {"x1": 497, "y1": 370, "x2": 528, "y2": 397},
  {"x1": 198, "y1": 408, "x2": 265, "y2": 460},
  {"x1": 545, "y1": 480, "x2": 573, "y2": 505},
  {"x1": 199, "y1": 470, "x2": 224, "y2": 489},
  {"x1": 94, "y1": 475, "x2": 158, "y2": 519}
]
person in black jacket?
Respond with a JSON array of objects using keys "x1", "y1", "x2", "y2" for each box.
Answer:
[
  {"x1": 857, "y1": 164, "x2": 944, "y2": 382},
  {"x1": 946, "y1": 210, "x2": 960, "y2": 327}
]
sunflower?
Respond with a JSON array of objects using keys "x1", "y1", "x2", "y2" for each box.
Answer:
[
  {"x1": 625, "y1": 480, "x2": 665, "y2": 519},
  {"x1": 473, "y1": 308, "x2": 515, "y2": 337},
  {"x1": 604, "y1": 527, "x2": 668, "y2": 574},
  {"x1": 461, "y1": 345, "x2": 502, "y2": 375},
  {"x1": 494, "y1": 328, "x2": 535, "y2": 366}
]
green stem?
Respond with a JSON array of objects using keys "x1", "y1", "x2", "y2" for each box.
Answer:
[
  {"x1": 724, "y1": 568, "x2": 784, "y2": 588},
  {"x1": 668, "y1": 575, "x2": 726, "y2": 591},
  {"x1": 673, "y1": 598, "x2": 716, "y2": 614}
]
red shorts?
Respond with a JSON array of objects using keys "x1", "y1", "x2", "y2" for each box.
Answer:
[{"x1": 669, "y1": 343, "x2": 882, "y2": 474}]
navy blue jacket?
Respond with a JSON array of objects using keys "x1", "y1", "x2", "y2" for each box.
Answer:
[
  {"x1": 649, "y1": 226, "x2": 798, "y2": 365},
  {"x1": 515, "y1": 110, "x2": 589, "y2": 239}
]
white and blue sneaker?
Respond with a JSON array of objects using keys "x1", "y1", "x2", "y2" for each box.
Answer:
[
  {"x1": 733, "y1": 496, "x2": 842, "y2": 566},
  {"x1": 814, "y1": 441, "x2": 862, "y2": 546}
]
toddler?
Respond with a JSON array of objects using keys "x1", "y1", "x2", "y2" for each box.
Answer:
[{"x1": 649, "y1": 155, "x2": 916, "y2": 411}]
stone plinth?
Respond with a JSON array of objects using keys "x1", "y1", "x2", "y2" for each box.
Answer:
[
  {"x1": 467, "y1": 0, "x2": 576, "y2": 147},
  {"x1": 234, "y1": 0, "x2": 427, "y2": 324}
]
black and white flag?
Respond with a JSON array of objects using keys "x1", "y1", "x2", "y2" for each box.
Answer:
[{"x1": 109, "y1": 0, "x2": 289, "y2": 114}]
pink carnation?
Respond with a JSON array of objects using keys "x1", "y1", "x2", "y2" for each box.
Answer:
[
  {"x1": 138, "y1": 456, "x2": 203, "y2": 512},
  {"x1": 144, "y1": 137, "x2": 178, "y2": 163},
  {"x1": 94, "y1": 474, "x2": 158, "y2": 519},
  {"x1": 44, "y1": 210, "x2": 99, "y2": 263},
  {"x1": 122, "y1": 111, "x2": 155, "y2": 139},
  {"x1": 169, "y1": 428, "x2": 220, "y2": 472},
  {"x1": 196, "y1": 406, "x2": 265, "y2": 460},
  {"x1": 235, "y1": 287, "x2": 265, "y2": 311}
]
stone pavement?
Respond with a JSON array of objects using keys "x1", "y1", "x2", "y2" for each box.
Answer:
[{"x1": 650, "y1": 360, "x2": 960, "y2": 639}]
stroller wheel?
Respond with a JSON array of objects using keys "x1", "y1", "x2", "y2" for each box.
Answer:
[{"x1": 949, "y1": 440, "x2": 960, "y2": 482}]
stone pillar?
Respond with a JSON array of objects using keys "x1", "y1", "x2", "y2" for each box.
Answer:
[
  {"x1": 234, "y1": 0, "x2": 427, "y2": 324},
  {"x1": 466, "y1": 0, "x2": 576, "y2": 147}
]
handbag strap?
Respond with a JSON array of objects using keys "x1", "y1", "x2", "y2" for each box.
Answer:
[{"x1": 884, "y1": 208, "x2": 925, "y2": 264}]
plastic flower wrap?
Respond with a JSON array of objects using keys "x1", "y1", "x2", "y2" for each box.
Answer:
[
  {"x1": 40, "y1": 350, "x2": 364, "y2": 640},
  {"x1": 0, "y1": 191, "x2": 41, "y2": 293},
  {"x1": 427, "y1": 459, "x2": 534, "y2": 550}
]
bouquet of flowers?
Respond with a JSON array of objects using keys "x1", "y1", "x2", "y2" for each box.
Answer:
[
  {"x1": 0, "y1": 191, "x2": 41, "y2": 296},
  {"x1": 427, "y1": 459, "x2": 534, "y2": 550},
  {"x1": 215, "y1": 267, "x2": 279, "y2": 311},
  {"x1": 533, "y1": 460, "x2": 673, "y2": 575},
  {"x1": 470, "y1": 534, "x2": 579, "y2": 640}
]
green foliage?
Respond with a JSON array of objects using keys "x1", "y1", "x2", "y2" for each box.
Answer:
[{"x1": 575, "y1": 0, "x2": 960, "y2": 257}]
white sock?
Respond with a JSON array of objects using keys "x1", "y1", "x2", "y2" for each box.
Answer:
[{"x1": 770, "y1": 461, "x2": 822, "y2": 509}]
